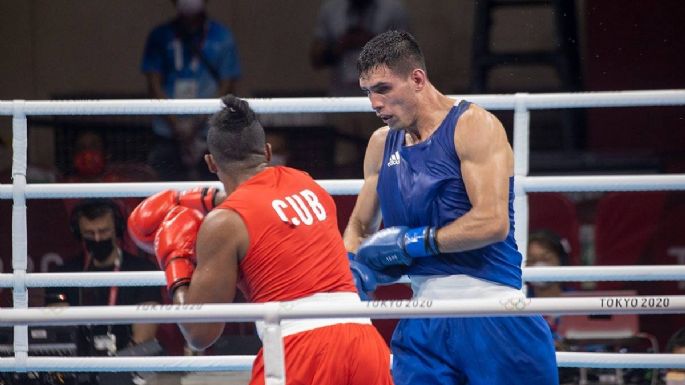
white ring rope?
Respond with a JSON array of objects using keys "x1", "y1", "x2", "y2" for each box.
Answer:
[
  {"x1": 2, "y1": 265, "x2": 685, "y2": 289},
  {"x1": 3, "y1": 91, "x2": 685, "y2": 376},
  {"x1": 1, "y1": 297, "x2": 683, "y2": 327},
  {"x1": 0, "y1": 355, "x2": 254, "y2": 372},
  {"x1": 0, "y1": 352, "x2": 684, "y2": 372},
  {"x1": 0, "y1": 174, "x2": 684, "y2": 200},
  {"x1": 521, "y1": 174, "x2": 685, "y2": 192},
  {"x1": 0, "y1": 180, "x2": 365, "y2": 199},
  {"x1": 1, "y1": 90, "x2": 684, "y2": 116}
]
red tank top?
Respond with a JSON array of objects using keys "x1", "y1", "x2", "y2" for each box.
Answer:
[{"x1": 216, "y1": 166, "x2": 356, "y2": 303}]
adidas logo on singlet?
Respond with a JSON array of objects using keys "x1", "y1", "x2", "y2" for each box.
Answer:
[{"x1": 387, "y1": 151, "x2": 400, "y2": 167}]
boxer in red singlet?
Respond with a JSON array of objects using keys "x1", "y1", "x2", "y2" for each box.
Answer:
[{"x1": 128, "y1": 95, "x2": 393, "y2": 385}]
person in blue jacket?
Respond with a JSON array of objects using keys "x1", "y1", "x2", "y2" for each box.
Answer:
[{"x1": 141, "y1": 0, "x2": 241, "y2": 180}]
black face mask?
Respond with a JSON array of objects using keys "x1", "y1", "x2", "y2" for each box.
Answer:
[{"x1": 84, "y1": 239, "x2": 114, "y2": 262}]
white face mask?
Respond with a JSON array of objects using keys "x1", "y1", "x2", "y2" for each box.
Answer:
[{"x1": 177, "y1": 0, "x2": 205, "y2": 16}]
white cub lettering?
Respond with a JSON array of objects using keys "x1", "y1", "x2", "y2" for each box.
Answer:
[
  {"x1": 272, "y1": 200, "x2": 290, "y2": 223},
  {"x1": 300, "y1": 189, "x2": 327, "y2": 220},
  {"x1": 271, "y1": 189, "x2": 328, "y2": 226},
  {"x1": 286, "y1": 195, "x2": 313, "y2": 225}
]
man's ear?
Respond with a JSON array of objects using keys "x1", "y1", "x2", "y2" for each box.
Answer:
[
  {"x1": 204, "y1": 154, "x2": 218, "y2": 174},
  {"x1": 265, "y1": 143, "x2": 272, "y2": 163},
  {"x1": 411, "y1": 68, "x2": 428, "y2": 91}
]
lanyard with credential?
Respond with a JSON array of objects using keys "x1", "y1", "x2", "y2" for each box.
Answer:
[
  {"x1": 81, "y1": 245, "x2": 122, "y2": 306},
  {"x1": 107, "y1": 256, "x2": 122, "y2": 306}
]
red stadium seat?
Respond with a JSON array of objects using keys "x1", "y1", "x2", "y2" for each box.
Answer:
[
  {"x1": 593, "y1": 191, "x2": 679, "y2": 346},
  {"x1": 630, "y1": 192, "x2": 685, "y2": 347},
  {"x1": 631, "y1": 192, "x2": 685, "y2": 291},
  {"x1": 594, "y1": 192, "x2": 667, "y2": 270},
  {"x1": 528, "y1": 192, "x2": 581, "y2": 265}
]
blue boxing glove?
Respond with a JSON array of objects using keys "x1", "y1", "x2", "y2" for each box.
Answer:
[
  {"x1": 357, "y1": 226, "x2": 439, "y2": 270},
  {"x1": 348, "y1": 252, "x2": 404, "y2": 300},
  {"x1": 348, "y1": 254, "x2": 377, "y2": 301}
]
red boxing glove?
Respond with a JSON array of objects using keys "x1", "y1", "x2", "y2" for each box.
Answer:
[
  {"x1": 154, "y1": 206, "x2": 204, "y2": 295},
  {"x1": 177, "y1": 187, "x2": 220, "y2": 214},
  {"x1": 128, "y1": 187, "x2": 220, "y2": 254},
  {"x1": 128, "y1": 190, "x2": 180, "y2": 254}
]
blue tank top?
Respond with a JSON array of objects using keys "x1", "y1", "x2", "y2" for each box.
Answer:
[{"x1": 377, "y1": 101, "x2": 522, "y2": 289}]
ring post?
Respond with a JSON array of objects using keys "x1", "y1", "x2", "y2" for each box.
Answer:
[
  {"x1": 512, "y1": 93, "x2": 530, "y2": 268},
  {"x1": 262, "y1": 302, "x2": 286, "y2": 385},
  {"x1": 11, "y1": 100, "x2": 29, "y2": 371}
]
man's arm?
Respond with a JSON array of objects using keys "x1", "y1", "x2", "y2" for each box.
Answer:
[
  {"x1": 172, "y1": 208, "x2": 245, "y2": 351},
  {"x1": 436, "y1": 104, "x2": 513, "y2": 252},
  {"x1": 131, "y1": 302, "x2": 159, "y2": 345},
  {"x1": 342, "y1": 127, "x2": 388, "y2": 252}
]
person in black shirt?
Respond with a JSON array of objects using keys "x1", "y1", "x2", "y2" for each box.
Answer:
[{"x1": 46, "y1": 199, "x2": 161, "y2": 352}]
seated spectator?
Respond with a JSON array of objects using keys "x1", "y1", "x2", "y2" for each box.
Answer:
[
  {"x1": 64, "y1": 130, "x2": 158, "y2": 183},
  {"x1": 526, "y1": 229, "x2": 573, "y2": 352},
  {"x1": 665, "y1": 327, "x2": 685, "y2": 385},
  {"x1": 527, "y1": 229, "x2": 585, "y2": 383},
  {"x1": 64, "y1": 130, "x2": 109, "y2": 182},
  {"x1": 526, "y1": 229, "x2": 572, "y2": 298},
  {"x1": 46, "y1": 199, "x2": 161, "y2": 354}
]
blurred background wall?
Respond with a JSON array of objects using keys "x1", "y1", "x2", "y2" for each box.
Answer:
[{"x1": 1, "y1": 0, "x2": 684, "y2": 175}]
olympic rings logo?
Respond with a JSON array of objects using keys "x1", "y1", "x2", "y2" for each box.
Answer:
[{"x1": 498, "y1": 296, "x2": 531, "y2": 311}]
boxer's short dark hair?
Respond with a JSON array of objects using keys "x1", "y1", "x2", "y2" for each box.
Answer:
[
  {"x1": 357, "y1": 30, "x2": 426, "y2": 77},
  {"x1": 208, "y1": 94, "x2": 266, "y2": 165}
]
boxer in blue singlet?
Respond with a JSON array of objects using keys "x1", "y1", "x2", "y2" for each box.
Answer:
[{"x1": 343, "y1": 30, "x2": 558, "y2": 385}]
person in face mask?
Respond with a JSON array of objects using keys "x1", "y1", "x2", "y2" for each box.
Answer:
[
  {"x1": 526, "y1": 229, "x2": 571, "y2": 298},
  {"x1": 525, "y1": 229, "x2": 572, "y2": 359},
  {"x1": 45, "y1": 199, "x2": 162, "y2": 354},
  {"x1": 64, "y1": 130, "x2": 108, "y2": 182}
]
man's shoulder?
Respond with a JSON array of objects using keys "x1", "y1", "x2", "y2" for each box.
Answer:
[
  {"x1": 455, "y1": 102, "x2": 495, "y2": 131},
  {"x1": 369, "y1": 126, "x2": 391, "y2": 146}
]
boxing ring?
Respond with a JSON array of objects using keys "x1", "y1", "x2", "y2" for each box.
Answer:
[{"x1": 2, "y1": 90, "x2": 685, "y2": 384}]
